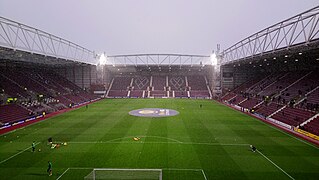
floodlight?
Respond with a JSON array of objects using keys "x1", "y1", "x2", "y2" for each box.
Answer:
[
  {"x1": 99, "y1": 53, "x2": 107, "y2": 65},
  {"x1": 210, "y1": 53, "x2": 217, "y2": 66}
]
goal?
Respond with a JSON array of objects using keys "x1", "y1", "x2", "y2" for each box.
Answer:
[{"x1": 84, "y1": 168, "x2": 162, "y2": 180}]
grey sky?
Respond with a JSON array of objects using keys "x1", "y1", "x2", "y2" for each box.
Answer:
[{"x1": 0, "y1": 0, "x2": 318, "y2": 55}]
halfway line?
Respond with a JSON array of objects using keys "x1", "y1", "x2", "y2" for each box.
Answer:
[{"x1": 68, "y1": 141, "x2": 249, "y2": 146}]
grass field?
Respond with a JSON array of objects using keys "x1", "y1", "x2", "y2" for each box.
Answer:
[{"x1": 1, "y1": 99, "x2": 319, "y2": 180}]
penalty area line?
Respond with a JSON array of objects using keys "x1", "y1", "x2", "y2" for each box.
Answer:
[
  {"x1": 56, "y1": 168, "x2": 70, "y2": 180},
  {"x1": 201, "y1": 169, "x2": 208, "y2": 180},
  {"x1": 0, "y1": 142, "x2": 40, "y2": 164},
  {"x1": 56, "y1": 167, "x2": 205, "y2": 180},
  {"x1": 257, "y1": 150, "x2": 294, "y2": 180}
]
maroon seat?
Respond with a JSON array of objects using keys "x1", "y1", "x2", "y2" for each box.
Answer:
[
  {"x1": 272, "y1": 107, "x2": 315, "y2": 127},
  {"x1": 240, "y1": 98, "x2": 260, "y2": 109},
  {"x1": 0, "y1": 104, "x2": 32, "y2": 124},
  {"x1": 303, "y1": 117, "x2": 319, "y2": 136}
]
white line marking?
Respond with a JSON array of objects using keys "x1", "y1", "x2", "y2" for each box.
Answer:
[
  {"x1": 105, "y1": 135, "x2": 183, "y2": 143},
  {"x1": 257, "y1": 150, "x2": 294, "y2": 180},
  {"x1": 70, "y1": 167, "x2": 203, "y2": 171},
  {"x1": 58, "y1": 167, "x2": 205, "y2": 179},
  {"x1": 201, "y1": 169, "x2": 208, "y2": 180},
  {"x1": 69, "y1": 167, "x2": 93, "y2": 169},
  {"x1": 0, "y1": 129, "x2": 17, "y2": 136},
  {"x1": 68, "y1": 141, "x2": 249, "y2": 146},
  {"x1": 0, "y1": 100, "x2": 100, "y2": 137},
  {"x1": 0, "y1": 142, "x2": 40, "y2": 164},
  {"x1": 224, "y1": 102, "x2": 319, "y2": 150},
  {"x1": 163, "y1": 168, "x2": 201, "y2": 171},
  {"x1": 56, "y1": 168, "x2": 70, "y2": 180},
  {"x1": 93, "y1": 168, "x2": 162, "y2": 171},
  {"x1": 257, "y1": 120, "x2": 319, "y2": 150}
]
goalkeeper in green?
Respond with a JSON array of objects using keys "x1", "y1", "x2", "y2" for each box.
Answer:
[{"x1": 47, "y1": 161, "x2": 52, "y2": 176}]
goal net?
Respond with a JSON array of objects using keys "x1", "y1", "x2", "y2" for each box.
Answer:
[{"x1": 84, "y1": 168, "x2": 162, "y2": 180}]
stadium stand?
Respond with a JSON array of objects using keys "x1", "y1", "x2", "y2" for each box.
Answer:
[
  {"x1": 221, "y1": 69, "x2": 319, "y2": 136},
  {"x1": 271, "y1": 106, "x2": 316, "y2": 127},
  {"x1": 239, "y1": 98, "x2": 260, "y2": 109},
  {"x1": 129, "y1": 76, "x2": 149, "y2": 98},
  {"x1": 0, "y1": 104, "x2": 32, "y2": 124},
  {"x1": 255, "y1": 103, "x2": 284, "y2": 117},
  {"x1": 0, "y1": 67, "x2": 97, "y2": 125},
  {"x1": 108, "y1": 76, "x2": 131, "y2": 97},
  {"x1": 187, "y1": 76, "x2": 210, "y2": 98},
  {"x1": 303, "y1": 116, "x2": 319, "y2": 136},
  {"x1": 150, "y1": 76, "x2": 167, "y2": 97},
  {"x1": 221, "y1": 92, "x2": 236, "y2": 101},
  {"x1": 104, "y1": 75, "x2": 211, "y2": 98}
]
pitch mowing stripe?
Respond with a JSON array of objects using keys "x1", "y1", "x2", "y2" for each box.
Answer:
[
  {"x1": 67, "y1": 141, "x2": 249, "y2": 146},
  {"x1": 257, "y1": 150, "x2": 295, "y2": 180},
  {"x1": 0, "y1": 142, "x2": 40, "y2": 164}
]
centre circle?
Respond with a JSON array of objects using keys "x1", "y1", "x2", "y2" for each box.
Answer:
[{"x1": 129, "y1": 108, "x2": 179, "y2": 117}]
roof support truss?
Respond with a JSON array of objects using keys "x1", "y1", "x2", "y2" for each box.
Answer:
[
  {"x1": 222, "y1": 6, "x2": 319, "y2": 65},
  {"x1": 0, "y1": 16, "x2": 95, "y2": 64}
]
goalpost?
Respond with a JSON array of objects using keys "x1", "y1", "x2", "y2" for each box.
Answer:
[{"x1": 84, "y1": 168, "x2": 162, "y2": 180}]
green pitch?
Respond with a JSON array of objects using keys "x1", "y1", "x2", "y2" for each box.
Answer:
[{"x1": 1, "y1": 99, "x2": 319, "y2": 179}]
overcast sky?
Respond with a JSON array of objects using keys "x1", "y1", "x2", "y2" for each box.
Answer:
[{"x1": 0, "y1": 0, "x2": 318, "y2": 55}]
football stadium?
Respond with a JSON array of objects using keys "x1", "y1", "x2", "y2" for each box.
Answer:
[{"x1": 1, "y1": 2, "x2": 319, "y2": 180}]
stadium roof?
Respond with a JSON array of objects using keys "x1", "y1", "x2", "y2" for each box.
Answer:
[
  {"x1": 104, "y1": 54, "x2": 210, "y2": 67},
  {"x1": 1, "y1": 4, "x2": 319, "y2": 67},
  {"x1": 0, "y1": 16, "x2": 96, "y2": 65},
  {"x1": 222, "y1": 5, "x2": 319, "y2": 65}
]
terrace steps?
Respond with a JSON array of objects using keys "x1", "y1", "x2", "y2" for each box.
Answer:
[
  {"x1": 268, "y1": 105, "x2": 287, "y2": 118},
  {"x1": 300, "y1": 113, "x2": 319, "y2": 127},
  {"x1": 257, "y1": 72, "x2": 289, "y2": 95},
  {"x1": 105, "y1": 78, "x2": 114, "y2": 97}
]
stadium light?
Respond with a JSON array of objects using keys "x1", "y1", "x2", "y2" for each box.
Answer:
[
  {"x1": 99, "y1": 53, "x2": 107, "y2": 65},
  {"x1": 210, "y1": 53, "x2": 218, "y2": 66}
]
